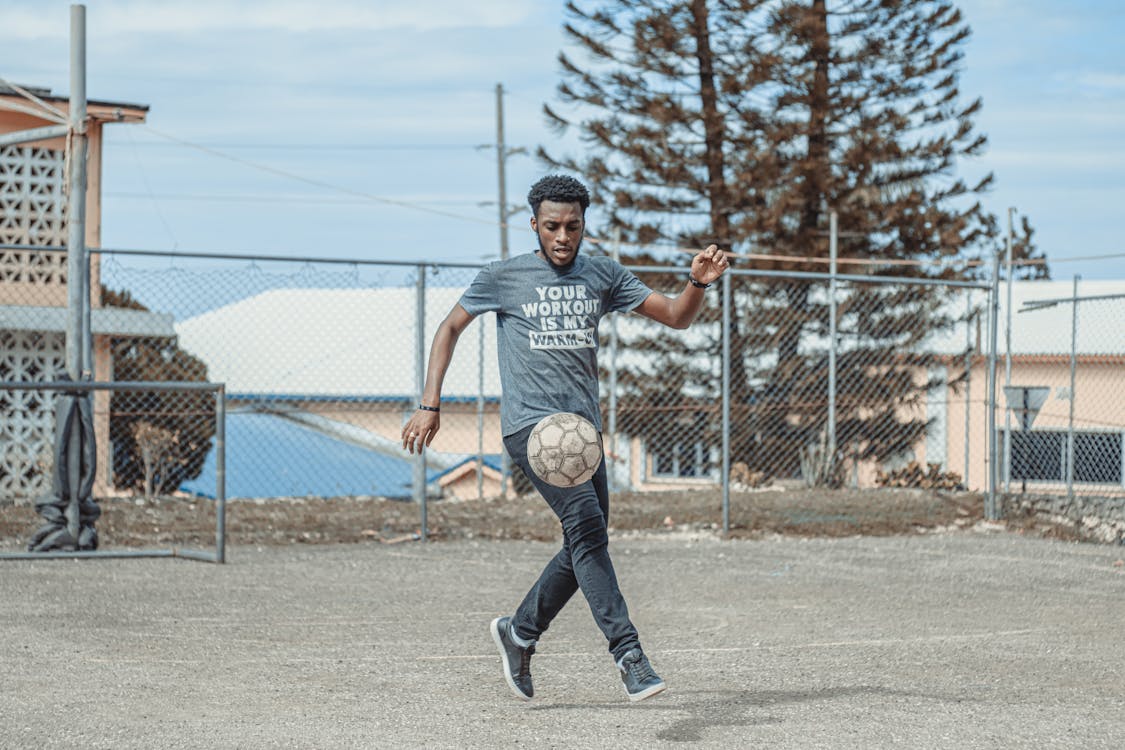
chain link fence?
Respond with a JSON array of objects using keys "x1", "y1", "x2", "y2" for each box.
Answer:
[
  {"x1": 99, "y1": 254, "x2": 501, "y2": 502},
  {"x1": 3, "y1": 247, "x2": 1124, "y2": 541},
  {"x1": 998, "y1": 280, "x2": 1125, "y2": 537},
  {"x1": 607, "y1": 268, "x2": 983, "y2": 496}
]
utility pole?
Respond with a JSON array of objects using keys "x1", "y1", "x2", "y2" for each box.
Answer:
[
  {"x1": 489, "y1": 83, "x2": 526, "y2": 260},
  {"x1": 495, "y1": 83, "x2": 509, "y2": 260},
  {"x1": 492, "y1": 82, "x2": 525, "y2": 497}
]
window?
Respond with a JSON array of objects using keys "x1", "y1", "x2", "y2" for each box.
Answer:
[
  {"x1": 1074, "y1": 433, "x2": 1123, "y2": 484},
  {"x1": 1009, "y1": 431, "x2": 1064, "y2": 482},
  {"x1": 649, "y1": 440, "x2": 712, "y2": 479},
  {"x1": 1006, "y1": 429, "x2": 1123, "y2": 485}
]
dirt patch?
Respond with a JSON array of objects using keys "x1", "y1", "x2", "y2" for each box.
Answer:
[{"x1": 2, "y1": 486, "x2": 1086, "y2": 550}]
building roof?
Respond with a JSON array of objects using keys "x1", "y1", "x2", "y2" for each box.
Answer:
[
  {"x1": 1003, "y1": 279, "x2": 1124, "y2": 356},
  {"x1": 175, "y1": 287, "x2": 501, "y2": 398},
  {"x1": 0, "y1": 84, "x2": 149, "y2": 118},
  {"x1": 945, "y1": 279, "x2": 1125, "y2": 358},
  {"x1": 0, "y1": 305, "x2": 175, "y2": 337},
  {"x1": 173, "y1": 279, "x2": 1124, "y2": 403},
  {"x1": 180, "y1": 411, "x2": 500, "y2": 500}
]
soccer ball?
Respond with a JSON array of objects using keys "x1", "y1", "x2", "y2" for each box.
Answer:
[{"x1": 526, "y1": 412, "x2": 603, "y2": 488}]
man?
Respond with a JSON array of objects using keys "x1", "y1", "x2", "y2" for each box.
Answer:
[{"x1": 402, "y1": 174, "x2": 728, "y2": 702}]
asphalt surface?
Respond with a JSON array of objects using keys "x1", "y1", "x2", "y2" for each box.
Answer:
[{"x1": 2, "y1": 531, "x2": 1124, "y2": 749}]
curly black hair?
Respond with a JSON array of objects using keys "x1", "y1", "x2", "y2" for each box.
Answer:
[{"x1": 527, "y1": 174, "x2": 590, "y2": 217}]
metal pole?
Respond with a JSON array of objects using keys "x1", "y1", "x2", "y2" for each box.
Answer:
[
  {"x1": 963, "y1": 299, "x2": 973, "y2": 489},
  {"x1": 215, "y1": 385, "x2": 226, "y2": 563},
  {"x1": 1066, "y1": 275, "x2": 1079, "y2": 502},
  {"x1": 985, "y1": 250, "x2": 1001, "y2": 520},
  {"x1": 477, "y1": 319, "x2": 485, "y2": 499},
  {"x1": 1002, "y1": 207, "x2": 1015, "y2": 492},
  {"x1": 495, "y1": 83, "x2": 512, "y2": 495},
  {"x1": 0, "y1": 124, "x2": 70, "y2": 149},
  {"x1": 66, "y1": 4, "x2": 89, "y2": 381},
  {"x1": 1021, "y1": 389, "x2": 1029, "y2": 494},
  {"x1": 827, "y1": 211, "x2": 838, "y2": 469},
  {"x1": 607, "y1": 229, "x2": 621, "y2": 493},
  {"x1": 721, "y1": 270, "x2": 732, "y2": 534},
  {"x1": 64, "y1": 4, "x2": 90, "y2": 544},
  {"x1": 495, "y1": 83, "x2": 509, "y2": 262},
  {"x1": 414, "y1": 266, "x2": 428, "y2": 541}
]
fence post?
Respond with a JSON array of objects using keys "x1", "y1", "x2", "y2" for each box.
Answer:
[
  {"x1": 215, "y1": 384, "x2": 227, "y2": 564},
  {"x1": 963, "y1": 298, "x2": 974, "y2": 489},
  {"x1": 1066, "y1": 275, "x2": 1079, "y2": 502},
  {"x1": 721, "y1": 269, "x2": 731, "y2": 534},
  {"x1": 827, "y1": 211, "x2": 838, "y2": 471},
  {"x1": 414, "y1": 265, "x2": 428, "y2": 541},
  {"x1": 477, "y1": 318, "x2": 485, "y2": 499},
  {"x1": 66, "y1": 4, "x2": 89, "y2": 381},
  {"x1": 65, "y1": 6, "x2": 91, "y2": 544},
  {"x1": 985, "y1": 250, "x2": 1001, "y2": 520},
  {"x1": 607, "y1": 230, "x2": 621, "y2": 493},
  {"x1": 1003, "y1": 207, "x2": 1015, "y2": 493}
]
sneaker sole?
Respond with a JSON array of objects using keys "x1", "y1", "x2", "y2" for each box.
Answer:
[
  {"x1": 625, "y1": 680, "x2": 667, "y2": 702},
  {"x1": 490, "y1": 617, "x2": 532, "y2": 701}
]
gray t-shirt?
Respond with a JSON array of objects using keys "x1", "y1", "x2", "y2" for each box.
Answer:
[{"x1": 459, "y1": 251, "x2": 653, "y2": 436}]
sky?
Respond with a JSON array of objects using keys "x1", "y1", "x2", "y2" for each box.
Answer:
[{"x1": 2, "y1": 0, "x2": 1124, "y2": 280}]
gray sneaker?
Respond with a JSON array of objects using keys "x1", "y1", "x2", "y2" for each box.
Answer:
[
  {"x1": 617, "y1": 648, "x2": 666, "y2": 702},
  {"x1": 490, "y1": 616, "x2": 535, "y2": 700}
]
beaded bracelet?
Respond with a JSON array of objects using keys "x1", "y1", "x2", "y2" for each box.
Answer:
[{"x1": 688, "y1": 275, "x2": 711, "y2": 289}]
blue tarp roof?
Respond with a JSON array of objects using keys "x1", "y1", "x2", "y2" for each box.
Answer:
[{"x1": 181, "y1": 412, "x2": 500, "y2": 500}]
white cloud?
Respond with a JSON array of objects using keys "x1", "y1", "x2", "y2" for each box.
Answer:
[
  {"x1": 5, "y1": 0, "x2": 533, "y2": 39},
  {"x1": 1068, "y1": 71, "x2": 1125, "y2": 94},
  {"x1": 988, "y1": 149, "x2": 1125, "y2": 171}
]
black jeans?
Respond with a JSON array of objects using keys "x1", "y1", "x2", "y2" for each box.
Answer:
[{"x1": 504, "y1": 424, "x2": 641, "y2": 662}]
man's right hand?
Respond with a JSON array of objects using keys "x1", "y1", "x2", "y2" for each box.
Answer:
[{"x1": 402, "y1": 409, "x2": 440, "y2": 454}]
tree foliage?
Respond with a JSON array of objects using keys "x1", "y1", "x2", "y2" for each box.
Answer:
[
  {"x1": 547, "y1": 0, "x2": 1046, "y2": 482},
  {"x1": 101, "y1": 287, "x2": 214, "y2": 495}
]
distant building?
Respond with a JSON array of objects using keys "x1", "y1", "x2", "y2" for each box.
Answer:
[
  {"x1": 936, "y1": 280, "x2": 1124, "y2": 495},
  {"x1": 172, "y1": 275, "x2": 1125, "y2": 500},
  {"x1": 175, "y1": 286, "x2": 506, "y2": 499},
  {"x1": 0, "y1": 84, "x2": 172, "y2": 501}
]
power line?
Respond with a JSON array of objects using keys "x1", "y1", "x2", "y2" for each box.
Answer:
[
  {"x1": 139, "y1": 124, "x2": 499, "y2": 228},
  {"x1": 104, "y1": 190, "x2": 492, "y2": 207},
  {"x1": 586, "y1": 236, "x2": 1125, "y2": 270},
  {"x1": 123, "y1": 126, "x2": 178, "y2": 248},
  {"x1": 106, "y1": 141, "x2": 484, "y2": 151},
  {"x1": 120, "y1": 127, "x2": 1125, "y2": 273}
]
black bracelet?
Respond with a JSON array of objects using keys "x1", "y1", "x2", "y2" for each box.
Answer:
[
  {"x1": 688, "y1": 275, "x2": 711, "y2": 289},
  {"x1": 418, "y1": 404, "x2": 440, "y2": 413}
]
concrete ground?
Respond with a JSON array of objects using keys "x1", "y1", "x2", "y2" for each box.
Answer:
[{"x1": 2, "y1": 531, "x2": 1124, "y2": 749}]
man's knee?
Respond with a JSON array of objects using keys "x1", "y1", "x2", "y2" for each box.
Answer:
[{"x1": 567, "y1": 510, "x2": 609, "y2": 554}]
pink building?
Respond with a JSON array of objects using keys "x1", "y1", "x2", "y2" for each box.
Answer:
[{"x1": 0, "y1": 84, "x2": 172, "y2": 500}]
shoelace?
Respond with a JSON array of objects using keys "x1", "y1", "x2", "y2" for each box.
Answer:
[
  {"x1": 519, "y1": 645, "x2": 535, "y2": 677},
  {"x1": 625, "y1": 655, "x2": 657, "y2": 682}
]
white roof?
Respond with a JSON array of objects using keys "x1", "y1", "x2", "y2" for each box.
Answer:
[
  {"x1": 175, "y1": 287, "x2": 501, "y2": 398},
  {"x1": 174, "y1": 279, "x2": 1123, "y2": 398},
  {"x1": 932, "y1": 279, "x2": 1125, "y2": 357},
  {"x1": 1001, "y1": 279, "x2": 1124, "y2": 356}
]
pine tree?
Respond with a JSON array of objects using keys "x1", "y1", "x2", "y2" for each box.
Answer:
[{"x1": 545, "y1": 0, "x2": 1045, "y2": 483}]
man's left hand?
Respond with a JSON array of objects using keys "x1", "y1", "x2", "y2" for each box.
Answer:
[{"x1": 691, "y1": 244, "x2": 729, "y2": 286}]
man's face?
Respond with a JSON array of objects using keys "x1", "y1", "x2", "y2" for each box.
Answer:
[{"x1": 531, "y1": 200, "x2": 585, "y2": 268}]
